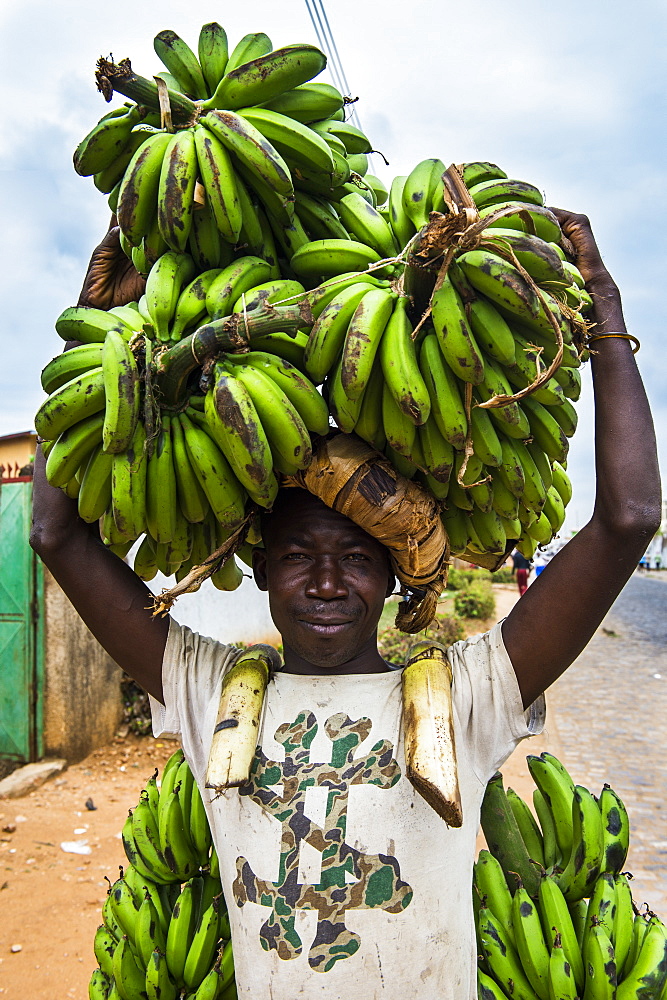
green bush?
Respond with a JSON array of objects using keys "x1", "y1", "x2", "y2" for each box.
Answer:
[
  {"x1": 446, "y1": 567, "x2": 492, "y2": 591},
  {"x1": 492, "y1": 567, "x2": 514, "y2": 585},
  {"x1": 378, "y1": 612, "x2": 465, "y2": 666},
  {"x1": 454, "y1": 582, "x2": 496, "y2": 620}
]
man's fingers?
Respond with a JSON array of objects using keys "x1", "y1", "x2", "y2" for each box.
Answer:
[
  {"x1": 78, "y1": 226, "x2": 146, "y2": 309},
  {"x1": 548, "y1": 206, "x2": 611, "y2": 287}
]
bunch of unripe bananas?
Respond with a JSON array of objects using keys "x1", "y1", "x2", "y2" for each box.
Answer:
[
  {"x1": 77, "y1": 23, "x2": 387, "y2": 278},
  {"x1": 90, "y1": 749, "x2": 236, "y2": 1000},
  {"x1": 476, "y1": 753, "x2": 667, "y2": 999},
  {"x1": 39, "y1": 16, "x2": 597, "y2": 585},
  {"x1": 36, "y1": 263, "x2": 329, "y2": 586}
]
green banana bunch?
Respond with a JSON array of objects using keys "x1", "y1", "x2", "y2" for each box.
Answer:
[
  {"x1": 380, "y1": 297, "x2": 431, "y2": 426},
  {"x1": 290, "y1": 237, "x2": 390, "y2": 283},
  {"x1": 203, "y1": 363, "x2": 278, "y2": 508},
  {"x1": 154, "y1": 29, "x2": 209, "y2": 99},
  {"x1": 94, "y1": 752, "x2": 233, "y2": 995},
  {"x1": 402, "y1": 158, "x2": 446, "y2": 230},
  {"x1": 304, "y1": 280, "x2": 382, "y2": 383},
  {"x1": 145, "y1": 251, "x2": 197, "y2": 342},
  {"x1": 64, "y1": 39, "x2": 592, "y2": 577},
  {"x1": 229, "y1": 362, "x2": 312, "y2": 475},
  {"x1": 193, "y1": 125, "x2": 243, "y2": 247},
  {"x1": 263, "y1": 81, "x2": 344, "y2": 123},
  {"x1": 157, "y1": 129, "x2": 199, "y2": 252},
  {"x1": 198, "y1": 23, "x2": 229, "y2": 95},
  {"x1": 102, "y1": 329, "x2": 140, "y2": 453},
  {"x1": 203, "y1": 43, "x2": 327, "y2": 111},
  {"x1": 36, "y1": 365, "x2": 106, "y2": 442},
  {"x1": 476, "y1": 752, "x2": 667, "y2": 1000},
  {"x1": 238, "y1": 107, "x2": 335, "y2": 177},
  {"x1": 170, "y1": 268, "x2": 223, "y2": 342},
  {"x1": 117, "y1": 131, "x2": 173, "y2": 248},
  {"x1": 387, "y1": 175, "x2": 417, "y2": 250},
  {"x1": 180, "y1": 411, "x2": 247, "y2": 531},
  {"x1": 336, "y1": 190, "x2": 399, "y2": 258}
]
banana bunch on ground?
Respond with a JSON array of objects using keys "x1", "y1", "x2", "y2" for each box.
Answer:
[
  {"x1": 90, "y1": 749, "x2": 237, "y2": 1000},
  {"x1": 37, "y1": 267, "x2": 329, "y2": 583},
  {"x1": 475, "y1": 753, "x2": 667, "y2": 999}
]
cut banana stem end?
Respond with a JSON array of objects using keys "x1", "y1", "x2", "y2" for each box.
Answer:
[
  {"x1": 402, "y1": 640, "x2": 463, "y2": 827},
  {"x1": 206, "y1": 644, "x2": 280, "y2": 793}
]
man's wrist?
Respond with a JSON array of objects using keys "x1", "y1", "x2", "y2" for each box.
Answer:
[{"x1": 584, "y1": 277, "x2": 625, "y2": 333}]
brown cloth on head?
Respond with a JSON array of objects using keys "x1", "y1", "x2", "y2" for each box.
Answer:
[{"x1": 284, "y1": 433, "x2": 449, "y2": 633}]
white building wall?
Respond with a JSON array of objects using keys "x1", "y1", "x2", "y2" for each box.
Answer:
[{"x1": 147, "y1": 570, "x2": 281, "y2": 647}]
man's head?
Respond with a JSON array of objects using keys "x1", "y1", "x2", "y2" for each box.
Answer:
[{"x1": 253, "y1": 488, "x2": 395, "y2": 675}]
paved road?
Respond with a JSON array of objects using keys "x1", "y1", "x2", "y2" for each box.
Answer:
[{"x1": 548, "y1": 572, "x2": 667, "y2": 913}]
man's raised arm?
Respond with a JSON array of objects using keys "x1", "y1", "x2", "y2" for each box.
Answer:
[
  {"x1": 30, "y1": 227, "x2": 169, "y2": 703},
  {"x1": 502, "y1": 210, "x2": 662, "y2": 708}
]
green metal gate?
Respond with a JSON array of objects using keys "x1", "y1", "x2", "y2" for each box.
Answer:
[{"x1": 0, "y1": 480, "x2": 43, "y2": 763}]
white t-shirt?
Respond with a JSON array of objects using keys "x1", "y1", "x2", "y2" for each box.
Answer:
[{"x1": 151, "y1": 621, "x2": 545, "y2": 1000}]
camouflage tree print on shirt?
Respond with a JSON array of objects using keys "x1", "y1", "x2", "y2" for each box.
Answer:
[{"x1": 233, "y1": 710, "x2": 413, "y2": 973}]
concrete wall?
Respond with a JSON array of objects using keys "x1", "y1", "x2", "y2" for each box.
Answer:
[
  {"x1": 148, "y1": 569, "x2": 281, "y2": 648},
  {"x1": 42, "y1": 568, "x2": 123, "y2": 762},
  {"x1": 39, "y1": 561, "x2": 280, "y2": 763}
]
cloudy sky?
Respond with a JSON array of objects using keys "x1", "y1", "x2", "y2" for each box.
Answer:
[{"x1": 1, "y1": 0, "x2": 665, "y2": 530}]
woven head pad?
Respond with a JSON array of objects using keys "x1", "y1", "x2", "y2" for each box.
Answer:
[{"x1": 285, "y1": 434, "x2": 449, "y2": 633}]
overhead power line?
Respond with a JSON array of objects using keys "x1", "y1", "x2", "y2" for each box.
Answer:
[{"x1": 304, "y1": 0, "x2": 363, "y2": 131}]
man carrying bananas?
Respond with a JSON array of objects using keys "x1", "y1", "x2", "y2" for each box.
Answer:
[{"x1": 31, "y1": 209, "x2": 660, "y2": 1000}]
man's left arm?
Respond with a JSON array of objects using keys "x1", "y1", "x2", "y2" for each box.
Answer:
[{"x1": 501, "y1": 209, "x2": 662, "y2": 708}]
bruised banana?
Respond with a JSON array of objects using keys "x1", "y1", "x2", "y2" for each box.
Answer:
[{"x1": 206, "y1": 645, "x2": 280, "y2": 791}]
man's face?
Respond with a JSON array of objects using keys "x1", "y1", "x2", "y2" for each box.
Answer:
[{"x1": 253, "y1": 490, "x2": 395, "y2": 674}]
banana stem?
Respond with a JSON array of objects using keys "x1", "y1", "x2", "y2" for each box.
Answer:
[
  {"x1": 95, "y1": 57, "x2": 199, "y2": 124},
  {"x1": 206, "y1": 646, "x2": 281, "y2": 793},
  {"x1": 155, "y1": 300, "x2": 314, "y2": 406},
  {"x1": 402, "y1": 640, "x2": 463, "y2": 827}
]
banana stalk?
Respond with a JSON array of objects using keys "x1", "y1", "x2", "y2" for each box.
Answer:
[
  {"x1": 206, "y1": 644, "x2": 281, "y2": 793},
  {"x1": 402, "y1": 640, "x2": 462, "y2": 827},
  {"x1": 155, "y1": 299, "x2": 313, "y2": 406},
  {"x1": 95, "y1": 56, "x2": 198, "y2": 123}
]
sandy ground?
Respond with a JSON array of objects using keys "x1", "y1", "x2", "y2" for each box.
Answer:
[{"x1": 0, "y1": 583, "x2": 565, "y2": 999}]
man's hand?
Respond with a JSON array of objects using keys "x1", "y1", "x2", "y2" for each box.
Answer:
[
  {"x1": 550, "y1": 208, "x2": 613, "y2": 287},
  {"x1": 502, "y1": 208, "x2": 660, "y2": 708},
  {"x1": 550, "y1": 207, "x2": 624, "y2": 334},
  {"x1": 78, "y1": 223, "x2": 146, "y2": 309}
]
